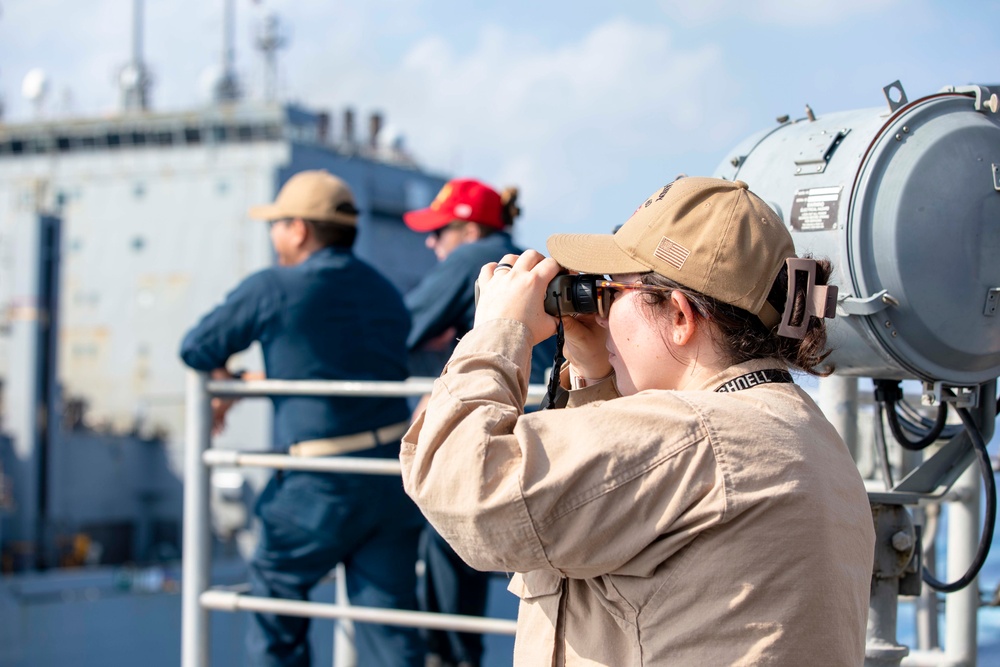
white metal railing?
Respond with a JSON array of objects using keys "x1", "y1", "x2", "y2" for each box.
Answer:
[
  {"x1": 185, "y1": 373, "x2": 993, "y2": 667},
  {"x1": 182, "y1": 372, "x2": 549, "y2": 667}
]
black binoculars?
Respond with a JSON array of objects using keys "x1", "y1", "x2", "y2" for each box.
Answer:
[
  {"x1": 476, "y1": 272, "x2": 611, "y2": 318},
  {"x1": 543, "y1": 274, "x2": 607, "y2": 317}
]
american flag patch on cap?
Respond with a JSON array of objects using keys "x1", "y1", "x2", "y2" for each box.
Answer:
[{"x1": 654, "y1": 237, "x2": 690, "y2": 270}]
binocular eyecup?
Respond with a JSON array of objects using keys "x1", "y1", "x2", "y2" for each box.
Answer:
[{"x1": 543, "y1": 274, "x2": 605, "y2": 317}]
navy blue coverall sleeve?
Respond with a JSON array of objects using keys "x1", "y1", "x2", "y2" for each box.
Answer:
[
  {"x1": 179, "y1": 271, "x2": 282, "y2": 371},
  {"x1": 403, "y1": 256, "x2": 475, "y2": 351}
]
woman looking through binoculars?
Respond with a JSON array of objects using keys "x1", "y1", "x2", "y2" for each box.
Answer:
[{"x1": 400, "y1": 177, "x2": 875, "y2": 665}]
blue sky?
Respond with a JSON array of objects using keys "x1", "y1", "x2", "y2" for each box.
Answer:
[{"x1": 1, "y1": 0, "x2": 998, "y2": 251}]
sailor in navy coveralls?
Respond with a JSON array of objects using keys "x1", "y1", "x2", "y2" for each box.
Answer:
[
  {"x1": 403, "y1": 178, "x2": 555, "y2": 667},
  {"x1": 180, "y1": 170, "x2": 424, "y2": 667}
]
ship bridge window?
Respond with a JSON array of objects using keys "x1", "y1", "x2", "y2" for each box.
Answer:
[
  {"x1": 288, "y1": 124, "x2": 317, "y2": 143},
  {"x1": 26, "y1": 138, "x2": 47, "y2": 153},
  {"x1": 0, "y1": 120, "x2": 281, "y2": 158},
  {"x1": 15, "y1": 138, "x2": 33, "y2": 153}
]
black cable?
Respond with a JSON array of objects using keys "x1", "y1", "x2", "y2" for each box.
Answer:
[
  {"x1": 896, "y1": 400, "x2": 961, "y2": 440},
  {"x1": 885, "y1": 400, "x2": 948, "y2": 450},
  {"x1": 921, "y1": 403, "x2": 997, "y2": 593},
  {"x1": 873, "y1": 403, "x2": 894, "y2": 488},
  {"x1": 874, "y1": 380, "x2": 948, "y2": 451}
]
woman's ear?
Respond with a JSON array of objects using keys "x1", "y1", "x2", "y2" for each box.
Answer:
[{"x1": 669, "y1": 291, "x2": 698, "y2": 346}]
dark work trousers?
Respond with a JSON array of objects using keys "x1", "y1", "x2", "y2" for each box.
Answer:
[
  {"x1": 418, "y1": 526, "x2": 490, "y2": 666},
  {"x1": 246, "y1": 462, "x2": 426, "y2": 667}
]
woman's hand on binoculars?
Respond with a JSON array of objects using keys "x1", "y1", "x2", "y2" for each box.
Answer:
[
  {"x1": 560, "y1": 313, "x2": 612, "y2": 381},
  {"x1": 476, "y1": 251, "x2": 561, "y2": 345}
]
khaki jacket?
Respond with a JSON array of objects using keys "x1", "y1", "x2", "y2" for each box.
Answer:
[{"x1": 401, "y1": 320, "x2": 875, "y2": 666}]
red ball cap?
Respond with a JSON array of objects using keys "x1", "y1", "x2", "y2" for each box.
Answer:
[{"x1": 404, "y1": 178, "x2": 504, "y2": 232}]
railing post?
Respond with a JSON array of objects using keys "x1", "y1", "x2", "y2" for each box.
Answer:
[
  {"x1": 913, "y1": 503, "x2": 940, "y2": 652},
  {"x1": 182, "y1": 370, "x2": 213, "y2": 667},
  {"x1": 333, "y1": 563, "x2": 357, "y2": 667},
  {"x1": 819, "y1": 375, "x2": 860, "y2": 461},
  {"x1": 944, "y1": 464, "x2": 980, "y2": 666},
  {"x1": 866, "y1": 503, "x2": 916, "y2": 667}
]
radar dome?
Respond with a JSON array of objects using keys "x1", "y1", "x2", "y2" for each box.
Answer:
[{"x1": 21, "y1": 68, "x2": 50, "y2": 102}]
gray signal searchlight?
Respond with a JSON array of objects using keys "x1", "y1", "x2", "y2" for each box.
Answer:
[{"x1": 713, "y1": 81, "x2": 1000, "y2": 627}]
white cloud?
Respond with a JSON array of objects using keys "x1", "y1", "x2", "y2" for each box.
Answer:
[
  {"x1": 291, "y1": 18, "x2": 738, "y2": 247},
  {"x1": 0, "y1": 3, "x2": 743, "y2": 248}
]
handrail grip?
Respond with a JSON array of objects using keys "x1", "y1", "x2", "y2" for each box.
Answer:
[
  {"x1": 208, "y1": 377, "x2": 436, "y2": 398},
  {"x1": 184, "y1": 371, "x2": 547, "y2": 666},
  {"x1": 207, "y1": 376, "x2": 551, "y2": 403},
  {"x1": 200, "y1": 590, "x2": 517, "y2": 636},
  {"x1": 203, "y1": 449, "x2": 402, "y2": 475}
]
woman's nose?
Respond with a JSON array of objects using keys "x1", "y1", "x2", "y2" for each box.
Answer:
[
  {"x1": 595, "y1": 313, "x2": 609, "y2": 329},
  {"x1": 425, "y1": 235, "x2": 436, "y2": 250}
]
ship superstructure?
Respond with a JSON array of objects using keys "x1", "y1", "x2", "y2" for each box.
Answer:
[{"x1": 0, "y1": 100, "x2": 444, "y2": 574}]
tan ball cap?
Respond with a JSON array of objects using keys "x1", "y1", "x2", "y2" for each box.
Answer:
[
  {"x1": 546, "y1": 177, "x2": 795, "y2": 325},
  {"x1": 249, "y1": 169, "x2": 359, "y2": 226}
]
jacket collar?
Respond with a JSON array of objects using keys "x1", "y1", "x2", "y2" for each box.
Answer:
[{"x1": 688, "y1": 358, "x2": 791, "y2": 393}]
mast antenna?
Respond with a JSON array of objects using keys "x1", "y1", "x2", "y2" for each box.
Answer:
[
  {"x1": 255, "y1": 13, "x2": 288, "y2": 104},
  {"x1": 213, "y1": 0, "x2": 242, "y2": 103},
  {"x1": 118, "y1": 0, "x2": 153, "y2": 112}
]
